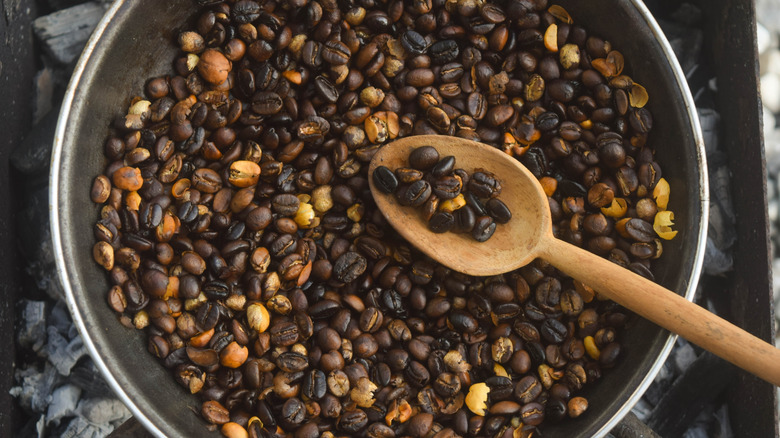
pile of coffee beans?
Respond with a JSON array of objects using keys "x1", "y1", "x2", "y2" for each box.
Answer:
[
  {"x1": 90, "y1": 0, "x2": 676, "y2": 436},
  {"x1": 373, "y1": 145, "x2": 511, "y2": 242}
]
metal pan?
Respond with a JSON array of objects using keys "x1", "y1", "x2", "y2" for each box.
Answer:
[{"x1": 50, "y1": 0, "x2": 708, "y2": 436}]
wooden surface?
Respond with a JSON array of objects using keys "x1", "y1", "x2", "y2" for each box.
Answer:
[
  {"x1": 700, "y1": 0, "x2": 780, "y2": 435},
  {"x1": 0, "y1": 0, "x2": 38, "y2": 435}
]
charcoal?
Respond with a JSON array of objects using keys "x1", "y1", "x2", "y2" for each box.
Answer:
[
  {"x1": 45, "y1": 326, "x2": 86, "y2": 376},
  {"x1": 17, "y1": 300, "x2": 48, "y2": 352},
  {"x1": 60, "y1": 416, "x2": 114, "y2": 438},
  {"x1": 10, "y1": 106, "x2": 59, "y2": 177},
  {"x1": 671, "y1": 339, "x2": 698, "y2": 375},
  {"x1": 70, "y1": 360, "x2": 113, "y2": 398},
  {"x1": 45, "y1": 383, "x2": 81, "y2": 426},
  {"x1": 76, "y1": 398, "x2": 130, "y2": 425},
  {"x1": 657, "y1": 19, "x2": 703, "y2": 77},
  {"x1": 33, "y1": 2, "x2": 108, "y2": 65}
]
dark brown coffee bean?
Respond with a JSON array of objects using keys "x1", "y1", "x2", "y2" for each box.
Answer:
[
  {"x1": 486, "y1": 198, "x2": 511, "y2": 224},
  {"x1": 333, "y1": 251, "x2": 367, "y2": 283},
  {"x1": 409, "y1": 146, "x2": 440, "y2": 170},
  {"x1": 269, "y1": 321, "x2": 299, "y2": 346},
  {"x1": 276, "y1": 351, "x2": 308, "y2": 373},
  {"x1": 302, "y1": 369, "x2": 327, "y2": 400},
  {"x1": 359, "y1": 307, "x2": 384, "y2": 333},
  {"x1": 201, "y1": 400, "x2": 230, "y2": 425},
  {"x1": 402, "y1": 29, "x2": 428, "y2": 56},
  {"x1": 454, "y1": 205, "x2": 476, "y2": 233},
  {"x1": 514, "y1": 375, "x2": 542, "y2": 404},
  {"x1": 469, "y1": 170, "x2": 502, "y2": 198},
  {"x1": 395, "y1": 167, "x2": 425, "y2": 184},
  {"x1": 625, "y1": 218, "x2": 656, "y2": 243},
  {"x1": 467, "y1": 92, "x2": 488, "y2": 120},
  {"x1": 339, "y1": 409, "x2": 368, "y2": 433},
  {"x1": 398, "y1": 180, "x2": 432, "y2": 207},
  {"x1": 404, "y1": 360, "x2": 430, "y2": 387},
  {"x1": 251, "y1": 91, "x2": 283, "y2": 115},
  {"x1": 354, "y1": 333, "x2": 378, "y2": 358},
  {"x1": 472, "y1": 216, "x2": 496, "y2": 242},
  {"x1": 407, "y1": 413, "x2": 434, "y2": 437},
  {"x1": 373, "y1": 165, "x2": 398, "y2": 194},
  {"x1": 540, "y1": 318, "x2": 568, "y2": 344},
  {"x1": 429, "y1": 39, "x2": 459, "y2": 64}
]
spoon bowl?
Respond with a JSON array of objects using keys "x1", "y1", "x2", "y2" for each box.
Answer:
[
  {"x1": 369, "y1": 135, "x2": 551, "y2": 276},
  {"x1": 369, "y1": 135, "x2": 780, "y2": 387}
]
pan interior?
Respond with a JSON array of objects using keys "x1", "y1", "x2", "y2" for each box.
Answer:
[{"x1": 52, "y1": 0, "x2": 706, "y2": 436}]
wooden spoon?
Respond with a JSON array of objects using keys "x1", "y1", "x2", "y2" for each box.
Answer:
[{"x1": 369, "y1": 134, "x2": 780, "y2": 387}]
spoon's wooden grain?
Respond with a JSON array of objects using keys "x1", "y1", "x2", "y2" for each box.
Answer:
[{"x1": 369, "y1": 134, "x2": 780, "y2": 387}]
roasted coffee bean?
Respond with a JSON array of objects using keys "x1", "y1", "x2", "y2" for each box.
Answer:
[
  {"x1": 540, "y1": 318, "x2": 568, "y2": 344},
  {"x1": 429, "y1": 39, "x2": 460, "y2": 64},
  {"x1": 431, "y1": 156, "x2": 456, "y2": 178},
  {"x1": 404, "y1": 360, "x2": 430, "y2": 387},
  {"x1": 454, "y1": 205, "x2": 477, "y2": 233},
  {"x1": 395, "y1": 168, "x2": 424, "y2": 184},
  {"x1": 302, "y1": 369, "x2": 327, "y2": 400},
  {"x1": 339, "y1": 409, "x2": 368, "y2": 433},
  {"x1": 399, "y1": 180, "x2": 432, "y2": 207},
  {"x1": 469, "y1": 170, "x2": 502, "y2": 198},
  {"x1": 432, "y1": 176, "x2": 462, "y2": 199},
  {"x1": 269, "y1": 321, "x2": 299, "y2": 346},
  {"x1": 472, "y1": 216, "x2": 497, "y2": 242},
  {"x1": 251, "y1": 91, "x2": 283, "y2": 115},
  {"x1": 402, "y1": 30, "x2": 428, "y2": 56},
  {"x1": 373, "y1": 166, "x2": 398, "y2": 194},
  {"x1": 486, "y1": 198, "x2": 512, "y2": 224},
  {"x1": 428, "y1": 211, "x2": 455, "y2": 233},
  {"x1": 333, "y1": 251, "x2": 367, "y2": 283},
  {"x1": 625, "y1": 218, "x2": 656, "y2": 243},
  {"x1": 281, "y1": 397, "x2": 306, "y2": 425},
  {"x1": 486, "y1": 376, "x2": 513, "y2": 401},
  {"x1": 408, "y1": 146, "x2": 440, "y2": 170},
  {"x1": 276, "y1": 351, "x2": 308, "y2": 373}
]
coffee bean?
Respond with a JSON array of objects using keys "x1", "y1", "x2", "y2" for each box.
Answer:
[
  {"x1": 472, "y1": 216, "x2": 497, "y2": 242},
  {"x1": 372, "y1": 166, "x2": 398, "y2": 194},
  {"x1": 402, "y1": 30, "x2": 428, "y2": 56},
  {"x1": 428, "y1": 211, "x2": 455, "y2": 233},
  {"x1": 409, "y1": 146, "x2": 440, "y2": 170},
  {"x1": 429, "y1": 39, "x2": 460, "y2": 64},
  {"x1": 399, "y1": 180, "x2": 432, "y2": 207},
  {"x1": 333, "y1": 251, "x2": 367, "y2": 283},
  {"x1": 486, "y1": 198, "x2": 512, "y2": 224}
]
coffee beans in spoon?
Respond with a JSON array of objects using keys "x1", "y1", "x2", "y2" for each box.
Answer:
[{"x1": 374, "y1": 146, "x2": 512, "y2": 242}]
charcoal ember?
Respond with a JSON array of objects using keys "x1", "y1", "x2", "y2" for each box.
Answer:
[
  {"x1": 75, "y1": 397, "x2": 131, "y2": 426},
  {"x1": 45, "y1": 326, "x2": 86, "y2": 377},
  {"x1": 10, "y1": 363, "x2": 64, "y2": 414},
  {"x1": 70, "y1": 360, "x2": 114, "y2": 398},
  {"x1": 45, "y1": 383, "x2": 81, "y2": 426},
  {"x1": 33, "y1": 2, "x2": 109, "y2": 65},
  {"x1": 17, "y1": 300, "x2": 48, "y2": 353}
]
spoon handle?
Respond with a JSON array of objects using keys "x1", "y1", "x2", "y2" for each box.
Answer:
[{"x1": 540, "y1": 236, "x2": 780, "y2": 387}]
